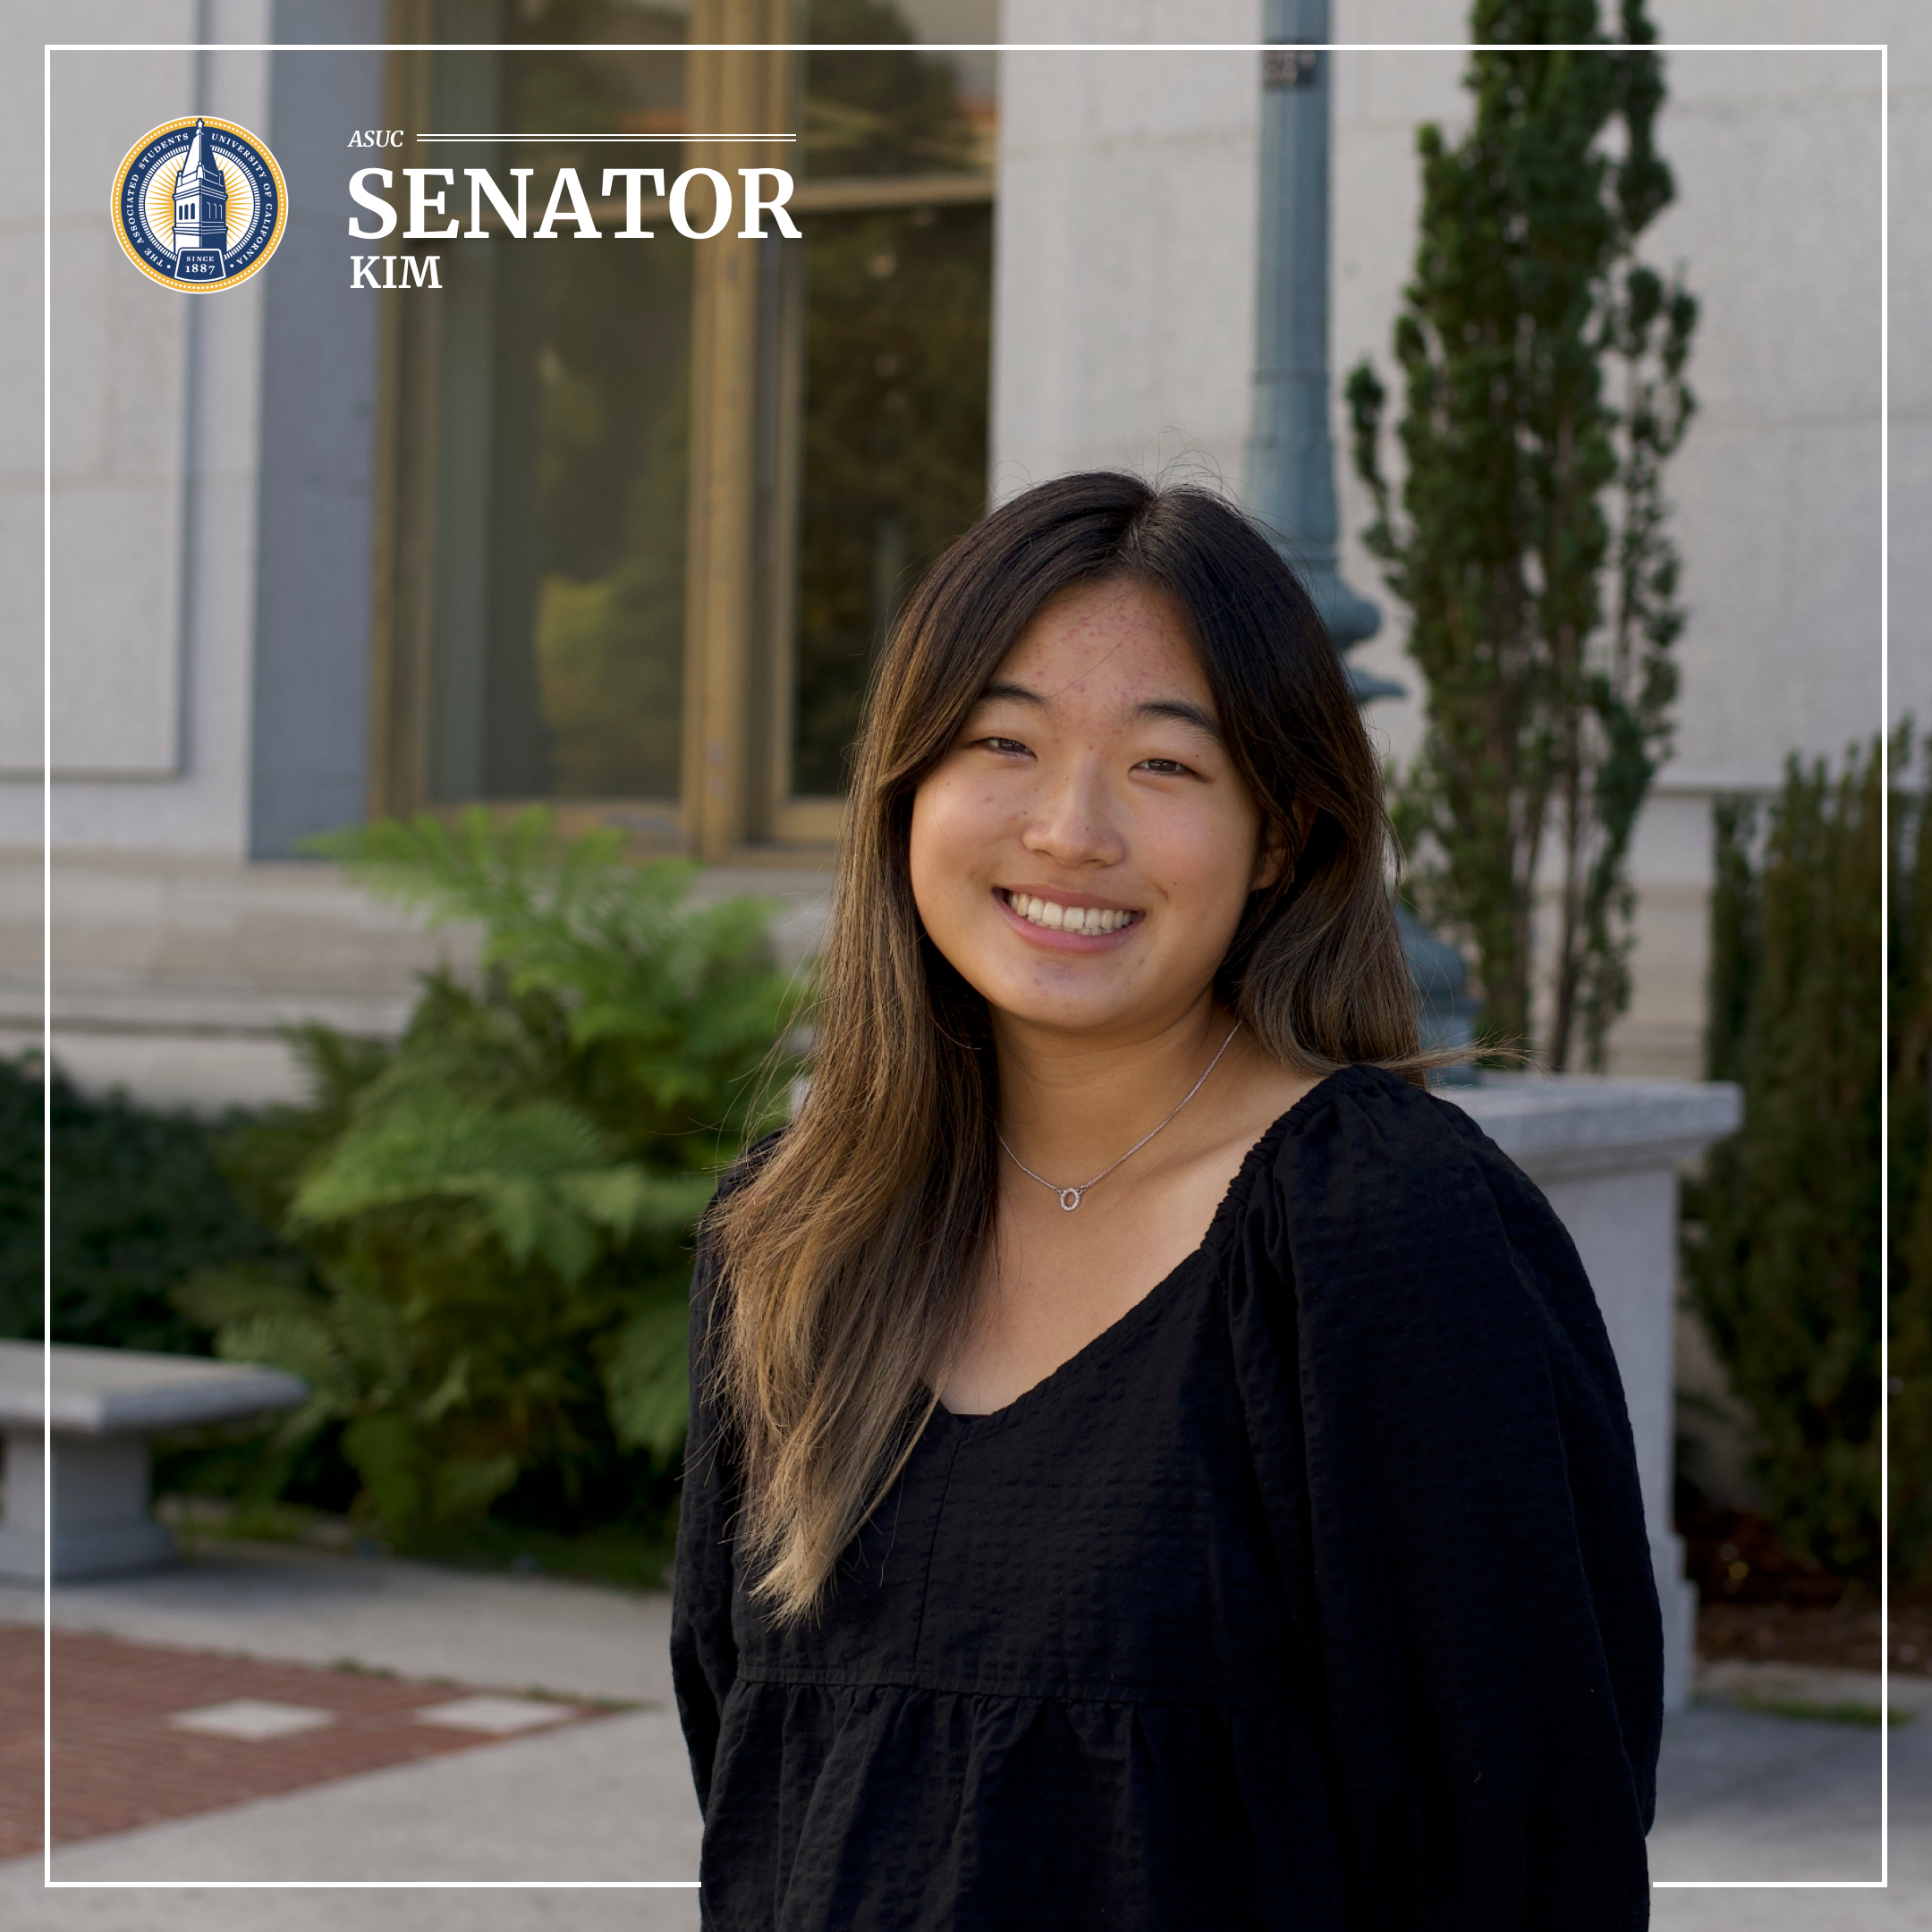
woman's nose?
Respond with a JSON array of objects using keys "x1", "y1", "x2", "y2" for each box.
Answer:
[{"x1": 1019, "y1": 758, "x2": 1124, "y2": 868}]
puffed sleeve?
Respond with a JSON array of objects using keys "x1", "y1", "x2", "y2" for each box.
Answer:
[
  {"x1": 1229, "y1": 1067, "x2": 1662, "y2": 1930},
  {"x1": 669, "y1": 1134, "x2": 779, "y2": 1811}
]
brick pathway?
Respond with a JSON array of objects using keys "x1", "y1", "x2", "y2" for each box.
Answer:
[{"x1": 0, "y1": 1623, "x2": 628, "y2": 1858}]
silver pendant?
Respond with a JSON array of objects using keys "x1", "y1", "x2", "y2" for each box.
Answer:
[{"x1": 1058, "y1": 1188, "x2": 1082, "y2": 1210}]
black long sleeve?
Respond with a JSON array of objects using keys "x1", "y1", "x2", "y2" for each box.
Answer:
[{"x1": 1230, "y1": 1072, "x2": 1661, "y2": 1928}]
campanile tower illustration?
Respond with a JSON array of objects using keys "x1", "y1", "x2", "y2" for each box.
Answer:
[{"x1": 171, "y1": 121, "x2": 228, "y2": 259}]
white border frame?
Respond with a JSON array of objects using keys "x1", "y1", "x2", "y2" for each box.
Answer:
[{"x1": 41, "y1": 30, "x2": 1885, "y2": 1901}]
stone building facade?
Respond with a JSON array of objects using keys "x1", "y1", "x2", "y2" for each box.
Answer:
[{"x1": 1, "y1": 0, "x2": 1915, "y2": 1107}]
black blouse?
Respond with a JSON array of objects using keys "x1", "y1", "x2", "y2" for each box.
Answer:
[{"x1": 671, "y1": 1063, "x2": 1663, "y2": 1930}]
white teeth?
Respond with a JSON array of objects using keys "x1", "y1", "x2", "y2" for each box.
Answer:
[{"x1": 1006, "y1": 893, "x2": 1133, "y2": 936}]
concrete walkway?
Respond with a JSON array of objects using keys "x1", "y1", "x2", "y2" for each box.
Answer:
[
  {"x1": 0, "y1": 1540, "x2": 680, "y2": 1705},
  {"x1": 0, "y1": 1542, "x2": 700, "y2": 1928},
  {"x1": 1651, "y1": 1702, "x2": 1927, "y2": 1928},
  {"x1": 0, "y1": 1541, "x2": 1925, "y2": 1927}
]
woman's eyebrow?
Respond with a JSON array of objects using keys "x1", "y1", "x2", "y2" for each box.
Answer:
[
  {"x1": 974, "y1": 679, "x2": 1046, "y2": 709},
  {"x1": 973, "y1": 682, "x2": 1224, "y2": 748},
  {"x1": 1132, "y1": 698, "x2": 1225, "y2": 746}
]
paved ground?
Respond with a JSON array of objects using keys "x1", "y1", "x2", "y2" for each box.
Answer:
[
  {"x1": 0, "y1": 1542, "x2": 677, "y2": 1705},
  {"x1": 0, "y1": 1624, "x2": 624, "y2": 1854},
  {"x1": 0, "y1": 1542, "x2": 1925, "y2": 1928},
  {"x1": 0, "y1": 1545, "x2": 703, "y2": 1928}
]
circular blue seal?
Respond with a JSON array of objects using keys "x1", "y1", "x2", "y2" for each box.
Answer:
[{"x1": 111, "y1": 116, "x2": 288, "y2": 292}]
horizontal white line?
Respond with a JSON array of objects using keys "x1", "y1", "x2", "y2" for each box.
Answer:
[
  {"x1": 43, "y1": 43, "x2": 1893, "y2": 54},
  {"x1": 38, "y1": 1878, "x2": 1894, "y2": 1893},
  {"x1": 47, "y1": 1882, "x2": 703, "y2": 1891},
  {"x1": 413, "y1": 132, "x2": 795, "y2": 141}
]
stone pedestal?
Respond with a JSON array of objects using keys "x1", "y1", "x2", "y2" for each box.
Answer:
[
  {"x1": 0, "y1": 1342, "x2": 307, "y2": 1582},
  {"x1": 1444, "y1": 1074, "x2": 1741, "y2": 1713}
]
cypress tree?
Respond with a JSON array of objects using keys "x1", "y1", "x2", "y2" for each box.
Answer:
[{"x1": 1347, "y1": 0, "x2": 1695, "y2": 1065}]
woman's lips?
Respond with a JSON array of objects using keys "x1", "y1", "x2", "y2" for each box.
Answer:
[{"x1": 993, "y1": 887, "x2": 1143, "y2": 951}]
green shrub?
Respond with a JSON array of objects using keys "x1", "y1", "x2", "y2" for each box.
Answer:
[
  {"x1": 1683, "y1": 742, "x2": 1882, "y2": 1577},
  {"x1": 0, "y1": 1055, "x2": 283, "y2": 1352},
  {"x1": 175, "y1": 809, "x2": 805, "y2": 1549},
  {"x1": 1891, "y1": 729, "x2": 1932, "y2": 1580}
]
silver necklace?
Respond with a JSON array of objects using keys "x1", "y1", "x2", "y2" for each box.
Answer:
[{"x1": 996, "y1": 1021, "x2": 1243, "y2": 1212}]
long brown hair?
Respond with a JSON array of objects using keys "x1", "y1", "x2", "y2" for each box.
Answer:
[{"x1": 707, "y1": 472, "x2": 1423, "y2": 1623}]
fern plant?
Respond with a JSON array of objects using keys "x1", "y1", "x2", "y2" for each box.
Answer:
[{"x1": 176, "y1": 809, "x2": 806, "y2": 1545}]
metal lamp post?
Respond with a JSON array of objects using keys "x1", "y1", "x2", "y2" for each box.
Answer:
[
  {"x1": 1248, "y1": 0, "x2": 1389, "y2": 683},
  {"x1": 1247, "y1": 0, "x2": 1477, "y2": 1065}
]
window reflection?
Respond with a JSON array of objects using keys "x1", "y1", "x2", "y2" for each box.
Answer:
[
  {"x1": 424, "y1": 7, "x2": 691, "y2": 806},
  {"x1": 801, "y1": 0, "x2": 996, "y2": 179},
  {"x1": 402, "y1": 4, "x2": 1000, "y2": 829},
  {"x1": 788, "y1": 0, "x2": 996, "y2": 799},
  {"x1": 790, "y1": 201, "x2": 992, "y2": 796}
]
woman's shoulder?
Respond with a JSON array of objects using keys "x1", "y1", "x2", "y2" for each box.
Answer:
[
  {"x1": 1271, "y1": 1059, "x2": 1496, "y2": 1167},
  {"x1": 1257, "y1": 1060, "x2": 1577, "y2": 1288},
  {"x1": 1234, "y1": 1062, "x2": 1624, "y2": 1418}
]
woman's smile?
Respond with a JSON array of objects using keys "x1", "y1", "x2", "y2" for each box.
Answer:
[{"x1": 995, "y1": 886, "x2": 1144, "y2": 946}]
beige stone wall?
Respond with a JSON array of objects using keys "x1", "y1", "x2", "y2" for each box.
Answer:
[{"x1": 1, "y1": 11, "x2": 279, "y2": 853}]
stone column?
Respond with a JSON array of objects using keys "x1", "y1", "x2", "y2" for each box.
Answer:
[{"x1": 1447, "y1": 1075, "x2": 1742, "y2": 1711}]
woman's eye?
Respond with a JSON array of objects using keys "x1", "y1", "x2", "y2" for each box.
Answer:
[
  {"x1": 1138, "y1": 758, "x2": 1192, "y2": 776},
  {"x1": 978, "y1": 735, "x2": 1030, "y2": 756}
]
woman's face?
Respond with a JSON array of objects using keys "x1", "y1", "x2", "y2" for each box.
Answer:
[{"x1": 908, "y1": 576, "x2": 1284, "y2": 1041}]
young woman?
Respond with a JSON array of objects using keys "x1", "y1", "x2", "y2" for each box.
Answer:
[{"x1": 673, "y1": 473, "x2": 1662, "y2": 1929}]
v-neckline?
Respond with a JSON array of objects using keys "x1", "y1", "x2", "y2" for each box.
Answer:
[{"x1": 928, "y1": 1064, "x2": 1355, "y2": 1435}]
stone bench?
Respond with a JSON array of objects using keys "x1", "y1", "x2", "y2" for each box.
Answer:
[
  {"x1": 0, "y1": 1341, "x2": 307, "y2": 1581},
  {"x1": 1446, "y1": 1074, "x2": 1741, "y2": 1713}
]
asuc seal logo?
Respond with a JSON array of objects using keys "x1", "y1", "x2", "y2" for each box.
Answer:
[{"x1": 111, "y1": 116, "x2": 288, "y2": 292}]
